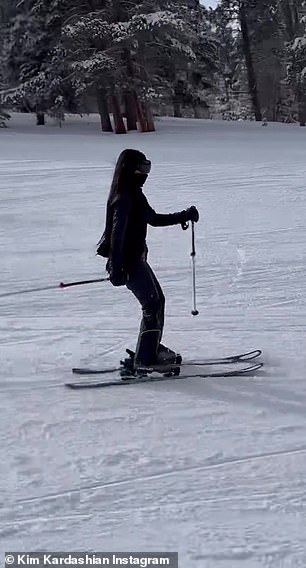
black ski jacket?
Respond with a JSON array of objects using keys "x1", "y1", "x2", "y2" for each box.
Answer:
[{"x1": 105, "y1": 189, "x2": 186, "y2": 273}]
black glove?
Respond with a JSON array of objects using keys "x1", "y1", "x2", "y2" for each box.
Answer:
[
  {"x1": 185, "y1": 206, "x2": 199, "y2": 223},
  {"x1": 180, "y1": 205, "x2": 199, "y2": 229},
  {"x1": 109, "y1": 267, "x2": 127, "y2": 287}
]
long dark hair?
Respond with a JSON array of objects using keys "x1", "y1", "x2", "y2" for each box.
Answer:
[{"x1": 108, "y1": 148, "x2": 147, "y2": 206}]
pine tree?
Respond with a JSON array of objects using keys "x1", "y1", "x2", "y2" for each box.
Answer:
[
  {"x1": 286, "y1": 0, "x2": 306, "y2": 125},
  {"x1": 1, "y1": 0, "x2": 71, "y2": 124},
  {"x1": 0, "y1": 0, "x2": 16, "y2": 125},
  {"x1": 59, "y1": 0, "x2": 214, "y2": 131},
  {"x1": 1, "y1": 0, "x2": 218, "y2": 130},
  {"x1": 125, "y1": 1, "x2": 218, "y2": 120},
  {"x1": 210, "y1": 3, "x2": 251, "y2": 120},
  {"x1": 214, "y1": 0, "x2": 262, "y2": 121},
  {"x1": 247, "y1": 1, "x2": 284, "y2": 121},
  {"x1": 169, "y1": 2, "x2": 218, "y2": 118}
]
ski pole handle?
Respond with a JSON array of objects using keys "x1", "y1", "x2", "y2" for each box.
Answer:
[{"x1": 191, "y1": 222, "x2": 199, "y2": 316}]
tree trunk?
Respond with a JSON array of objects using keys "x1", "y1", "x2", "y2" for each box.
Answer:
[
  {"x1": 142, "y1": 102, "x2": 155, "y2": 132},
  {"x1": 239, "y1": 2, "x2": 262, "y2": 121},
  {"x1": 0, "y1": 108, "x2": 10, "y2": 127},
  {"x1": 96, "y1": 89, "x2": 113, "y2": 132},
  {"x1": 173, "y1": 99, "x2": 182, "y2": 117},
  {"x1": 124, "y1": 92, "x2": 137, "y2": 130},
  {"x1": 36, "y1": 111, "x2": 45, "y2": 126},
  {"x1": 134, "y1": 92, "x2": 148, "y2": 132},
  {"x1": 279, "y1": 0, "x2": 300, "y2": 42},
  {"x1": 122, "y1": 48, "x2": 138, "y2": 131},
  {"x1": 194, "y1": 106, "x2": 201, "y2": 119},
  {"x1": 298, "y1": 94, "x2": 306, "y2": 127},
  {"x1": 111, "y1": 94, "x2": 126, "y2": 134}
]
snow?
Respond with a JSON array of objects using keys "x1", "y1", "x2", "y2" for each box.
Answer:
[
  {"x1": 292, "y1": 36, "x2": 306, "y2": 51},
  {"x1": 1, "y1": 113, "x2": 306, "y2": 566}
]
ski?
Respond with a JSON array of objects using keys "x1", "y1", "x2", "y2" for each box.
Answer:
[
  {"x1": 65, "y1": 362, "x2": 263, "y2": 390},
  {"x1": 72, "y1": 348, "x2": 262, "y2": 376}
]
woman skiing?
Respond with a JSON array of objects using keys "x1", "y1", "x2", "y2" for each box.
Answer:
[{"x1": 97, "y1": 148, "x2": 199, "y2": 373}]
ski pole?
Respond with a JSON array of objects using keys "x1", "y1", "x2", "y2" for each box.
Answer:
[
  {"x1": 59, "y1": 277, "x2": 109, "y2": 288},
  {"x1": 190, "y1": 221, "x2": 199, "y2": 316},
  {"x1": 0, "y1": 277, "x2": 109, "y2": 299}
]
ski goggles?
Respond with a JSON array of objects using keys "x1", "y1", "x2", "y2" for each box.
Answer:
[{"x1": 135, "y1": 159, "x2": 151, "y2": 175}]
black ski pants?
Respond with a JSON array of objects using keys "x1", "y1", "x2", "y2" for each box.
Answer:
[{"x1": 127, "y1": 259, "x2": 165, "y2": 365}]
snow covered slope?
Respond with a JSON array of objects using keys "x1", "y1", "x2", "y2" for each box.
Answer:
[{"x1": 1, "y1": 114, "x2": 306, "y2": 567}]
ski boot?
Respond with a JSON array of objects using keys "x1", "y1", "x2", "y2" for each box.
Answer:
[
  {"x1": 120, "y1": 349, "x2": 149, "y2": 379},
  {"x1": 156, "y1": 344, "x2": 182, "y2": 376},
  {"x1": 132, "y1": 344, "x2": 182, "y2": 377},
  {"x1": 131, "y1": 330, "x2": 161, "y2": 376},
  {"x1": 120, "y1": 343, "x2": 182, "y2": 378},
  {"x1": 120, "y1": 349, "x2": 136, "y2": 377}
]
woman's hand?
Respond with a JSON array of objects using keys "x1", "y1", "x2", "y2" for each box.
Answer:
[
  {"x1": 185, "y1": 206, "x2": 199, "y2": 223},
  {"x1": 109, "y1": 266, "x2": 127, "y2": 287}
]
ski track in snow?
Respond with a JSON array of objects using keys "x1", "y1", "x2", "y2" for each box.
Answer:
[{"x1": 1, "y1": 114, "x2": 306, "y2": 567}]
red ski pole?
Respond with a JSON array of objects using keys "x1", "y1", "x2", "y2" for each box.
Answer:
[
  {"x1": 0, "y1": 277, "x2": 109, "y2": 299},
  {"x1": 59, "y1": 277, "x2": 109, "y2": 288}
]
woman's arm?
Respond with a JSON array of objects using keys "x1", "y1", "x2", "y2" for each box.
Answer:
[
  {"x1": 108, "y1": 196, "x2": 130, "y2": 285},
  {"x1": 145, "y1": 197, "x2": 199, "y2": 227}
]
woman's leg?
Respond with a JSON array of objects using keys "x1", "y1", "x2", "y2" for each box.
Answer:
[{"x1": 127, "y1": 260, "x2": 165, "y2": 365}]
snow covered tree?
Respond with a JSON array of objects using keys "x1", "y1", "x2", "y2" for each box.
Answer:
[
  {"x1": 212, "y1": 0, "x2": 299, "y2": 122},
  {"x1": 210, "y1": 3, "x2": 252, "y2": 120},
  {"x1": 165, "y1": 2, "x2": 218, "y2": 118},
  {"x1": 59, "y1": 1, "x2": 215, "y2": 131},
  {"x1": 1, "y1": 0, "x2": 74, "y2": 124},
  {"x1": 285, "y1": 0, "x2": 306, "y2": 125},
  {"x1": 119, "y1": 1, "x2": 218, "y2": 120},
  {"x1": 217, "y1": 1, "x2": 261, "y2": 120},
  {"x1": 247, "y1": 1, "x2": 285, "y2": 121},
  {"x1": 1, "y1": 0, "x2": 218, "y2": 130},
  {"x1": 0, "y1": 0, "x2": 15, "y2": 125}
]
